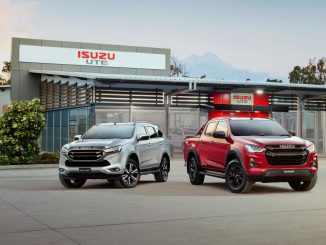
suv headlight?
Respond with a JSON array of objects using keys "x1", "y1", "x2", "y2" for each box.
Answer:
[
  {"x1": 103, "y1": 145, "x2": 122, "y2": 154},
  {"x1": 307, "y1": 144, "x2": 315, "y2": 153},
  {"x1": 61, "y1": 145, "x2": 69, "y2": 155},
  {"x1": 245, "y1": 145, "x2": 265, "y2": 153}
]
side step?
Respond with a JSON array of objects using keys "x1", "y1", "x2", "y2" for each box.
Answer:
[
  {"x1": 199, "y1": 170, "x2": 225, "y2": 179},
  {"x1": 140, "y1": 167, "x2": 160, "y2": 175}
]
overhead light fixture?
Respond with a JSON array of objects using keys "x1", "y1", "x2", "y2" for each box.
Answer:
[{"x1": 256, "y1": 89, "x2": 264, "y2": 94}]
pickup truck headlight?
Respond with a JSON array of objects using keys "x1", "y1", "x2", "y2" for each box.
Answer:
[
  {"x1": 245, "y1": 145, "x2": 265, "y2": 153},
  {"x1": 103, "y1": 145, "x2": 122, "y2": 154},
  {"x1": 307, "y1": 144, "x2": 315, "y2": 153},
  {"x1": 61, "y1": 145, "x2": 69, "y2": 155}
]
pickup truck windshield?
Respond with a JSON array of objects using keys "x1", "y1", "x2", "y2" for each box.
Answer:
[
  {"x1": 230, "y1": 120, "x2": 289, "y2": 136},
  {"x1": 83, "y1": 125, "x2": 135, "y2": 139}
]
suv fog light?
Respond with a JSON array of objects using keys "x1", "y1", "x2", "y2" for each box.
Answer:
[
  {"x1": 110, "y1": 167, "x2": 121, "y2": 172},
  {"x1": 249, "y1": 158, "x2": 256, "y2": 168},
  {"x1": 59, "y1": 168, "x2": 65, "y2": 172}
]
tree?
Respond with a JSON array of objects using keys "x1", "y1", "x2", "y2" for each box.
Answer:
[
  {"x1": 0, "y1": 61, "x2": 11, "y2": 85},
  {"x1": 0, "y1": 99, "x2": 45, "y2": 164},
  {"x1": 266, "y1": 78, "x2": 283, "y2": 83},
  {"x1": 170, "y1": 56, "x2": 187, "y2": 77},
  {"x1": 289, "y1": 58, "x2": 326, "y2": 85}
]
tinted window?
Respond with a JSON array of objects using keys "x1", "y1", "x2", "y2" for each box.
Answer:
[
  {"x1": 136, "y1": 126, "x2": 147, "y2": 136},
  {"x1": 205, "y1": 122, "x2": 216, "y2": 136},
  {"x1": 146, "y1": 126, "x2": 157, "y2": 138},
  {"x1": 230, "y1": 120, "x2": 289, "y2": 136},
  {"x1": 83, "y1": 125, "x2": 135, "y2": 139},
  {"x1": 216, "y1": 121, "x2": 228, "y2": 134},
  {"x1": 157, "y1": 129, "x2": 163, "y2": 137}
]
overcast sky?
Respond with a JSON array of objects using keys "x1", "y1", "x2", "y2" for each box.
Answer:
[{"x1": 1, "y1": 0, "x2": 325, "y2": 79}]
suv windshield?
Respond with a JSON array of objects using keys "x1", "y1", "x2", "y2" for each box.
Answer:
[
  {"x1": 83, "y1": 125, "x2": 135, "y2": 139},
  {"x1": 230, "y1": 120, "x2": 289, "y2": 136}
]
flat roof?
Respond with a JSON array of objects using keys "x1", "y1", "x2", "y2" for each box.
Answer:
[{"x1": 29, "y1": 69, "x2": 326, "y2": 97}]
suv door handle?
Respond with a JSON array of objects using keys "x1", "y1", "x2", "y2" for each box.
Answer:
[
  {"x1": 147, "y1": 143, "x2": 151, "y2": 146},
  {"x1": 160, "y1": 142, "x2": 163, "y2": 145}
]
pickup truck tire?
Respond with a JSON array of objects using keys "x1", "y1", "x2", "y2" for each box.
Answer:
[
  {"x1": 59, "y1": 174, "x2": 86, "y2": 188},
  {"x1": 188, "y1": 157, "x2": 205, "y2": 185},
  {"x1": 288, "y1": 174, "x2": 317, "y2": 191},
  {"x1": 115, "y1": 159, "x2": 140, "y2": 188},
  {"x1": 225, "y1": 160, "x2": 254, "y2": 193},
  {"x1": 154, "y1": 156, "x2": 169, "y2": 182}
]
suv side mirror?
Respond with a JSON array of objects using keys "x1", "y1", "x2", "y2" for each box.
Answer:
[
  {"x1": 74, "y1": 135, "x2": 82, "y2": 140},
  {"x1": 213, "y1": 131, "x2": 226, "y2": 139},
  {"x1": 289, "y1": 130, "x2": 296, "y2": 136},
  {"x1": 137, "y1": 135, "x2": 150, "y2": 141}
]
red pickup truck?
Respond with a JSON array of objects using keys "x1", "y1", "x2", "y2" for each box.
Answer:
[{"x1": 183, "y1": 117, "x2": 318, "y2": 193}]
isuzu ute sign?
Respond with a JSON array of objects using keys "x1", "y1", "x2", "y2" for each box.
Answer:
[
  {"x1": 19, "y1": 45, "x2": 166, "y2": 69},
  {"x1": 230, "y1": 93, "x2": 254, "y2": 105}
]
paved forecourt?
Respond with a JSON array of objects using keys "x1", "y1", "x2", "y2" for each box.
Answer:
[{"x1": 0, "y1": 159, "x2": 326, "y2": 245}]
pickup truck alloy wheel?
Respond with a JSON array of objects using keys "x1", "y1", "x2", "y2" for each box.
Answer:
[
  {"x1": 225, "y1": 160, "x2": 253, "y2": 193},
  {"x1": 59, "y1": 174, "x2": 86, "y2": 188},
  {"x1": 116, "y1": 159, "x2": 140, "y2": 188},
  {"x1": 188, "y1": 157, "x2": 205, "y2": 185},
  {"x1": 154, "y1": 156, "x2": 169, "y2": 182}
]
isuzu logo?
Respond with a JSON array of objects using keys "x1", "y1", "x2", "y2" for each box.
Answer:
[
  {"x1": 77, "y1": 50, "x2": 116, "y2": 66},
  {"x1": 279, "y1": 145, "x2": 295, "y2": 149}
]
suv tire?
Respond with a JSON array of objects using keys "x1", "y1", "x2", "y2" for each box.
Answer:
[
  {"x1": 225, "y1": 160, "x2": 254, "y2": 193},
  {"x1": 154, "y1": 156, "x2": 169, "y2": 182},
  {"x1": 115, "y1": 158, "x2": 140, "y2": 188},
  {"x1": 59, "y1": 174, "x2": 86, "y2": 188},
  {"x1": 188, "y1": 156, "x2": 205, "y2": 185},
  {"x1": 289, "y1": 174, "x2": 317, "y2": 191}
]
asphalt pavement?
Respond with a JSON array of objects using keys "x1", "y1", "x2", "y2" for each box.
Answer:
[{"x1": 0, "y1": 159, "x2": 326, "y2": 245}]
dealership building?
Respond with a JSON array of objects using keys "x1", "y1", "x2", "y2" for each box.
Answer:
[{"x1": 10, "y1": 37, "x2": 326, "y2": 156}]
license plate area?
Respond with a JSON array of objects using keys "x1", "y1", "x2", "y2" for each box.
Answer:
[
  {"x1": 283, "y1": 170, "x2": 296, "y2": 175},
  {"x1": 79, "y1": 168, "x2": 91, "y2": 172}
]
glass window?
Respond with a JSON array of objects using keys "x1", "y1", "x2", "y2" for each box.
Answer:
[
  {"x1": 83, "y1": 125, "x2": 135, "y2": 139},
  {"x1": 136, "y1": 126, "x2": 147, "y2": 136},
  {"x1": 145, "y1": 126, "x2": 158, "y2": 138},
  {"x1": 216, "y1": 121, "x2": 228, "y2": 134},
  {"x1": 205, "y1": 122, "x2": 216, "y2": 136},
  {"x1": 54, "y1": 110, "x2": 61, "y2": 151},
  {"x1": 47, "y1": 111, "x2": 54, "y2": 152},
  {"x1": 61, "y1": 109, "x2": 69, "y2": 146},
  {"x1": 230, "y1": 119, "x2": 289, "y2": 136}
]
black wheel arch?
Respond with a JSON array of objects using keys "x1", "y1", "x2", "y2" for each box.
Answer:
[{"x1": 225, "y1": 149, "x2": 245, "y2": 169}]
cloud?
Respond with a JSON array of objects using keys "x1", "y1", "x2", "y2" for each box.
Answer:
[{"x1": 0, "y1": 0, "x2": 39, "y2": 71}]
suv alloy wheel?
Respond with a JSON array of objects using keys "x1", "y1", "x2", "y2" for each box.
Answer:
[
  {"x1": 115, "y1": 159, "x2": 140, "y2": 188},
  {"x1": 225, "y1": 160, "x2": 254, "y2": 193},
  {"x1": 154, "y1": 156, "x2": 169, "y2": 182}
]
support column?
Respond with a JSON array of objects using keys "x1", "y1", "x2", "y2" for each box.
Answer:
[
  {"x1": 296, "y1": 97, "x2": 303, "y2": 137},
  {"x1": 164, "y1": 93, "x2": 170, "y2": 136}
]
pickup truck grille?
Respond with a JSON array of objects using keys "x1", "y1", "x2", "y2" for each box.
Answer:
[
  {"x1": 68, "y1": 150, "x2": 103, "y2": 161},
  {"x1": 265, "y1": 145, "x2": 308, "y2": 165}
]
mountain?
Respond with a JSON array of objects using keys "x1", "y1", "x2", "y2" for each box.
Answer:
[{"x1": 182, "y1": 52, "x2": 271, "y2": 82}]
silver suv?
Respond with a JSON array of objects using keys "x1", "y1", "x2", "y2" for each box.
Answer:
[{"x1": 59, "y1": 122, "x2": 171, "y2": 188}]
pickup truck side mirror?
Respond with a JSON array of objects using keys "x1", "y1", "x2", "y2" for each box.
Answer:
[
  {"x1": 74, "y1": 135, "x2": 82, "y2": 140},
  {"x1": 213, "y1": 131, "x2": 226, "y2": 139},
  {"x1": 289, "y1": 130, "x2": 296, "y2": 136},
  {"x1": 137, "y1": 135, "x2": 150, "y2": 141}
]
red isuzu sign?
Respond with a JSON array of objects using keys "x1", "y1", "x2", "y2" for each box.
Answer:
[
  {"x1": 19, "y1": 45, "x2": 166, "y2": 70},
  {"x1": 230, "y1": 93, "x2": 254, "y2": 105}
]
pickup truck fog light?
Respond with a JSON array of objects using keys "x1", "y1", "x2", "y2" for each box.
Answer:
[
  {"x1": 249, "y1": 158, "x2": 257, "y2": 168},
  {"x1": 311, "y1": 156, "x2": 318, "y2": 167},
  {"x1": 110, "y1": 167, "x2": 121, "y2": 172}
]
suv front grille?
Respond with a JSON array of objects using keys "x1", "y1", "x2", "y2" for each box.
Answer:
[
  {"x1": 68, "y1": 150, "x2": 103, "y2": 161},
  {"x1": 265, "y1": 145, "x2": 308, "y2": 165}
]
